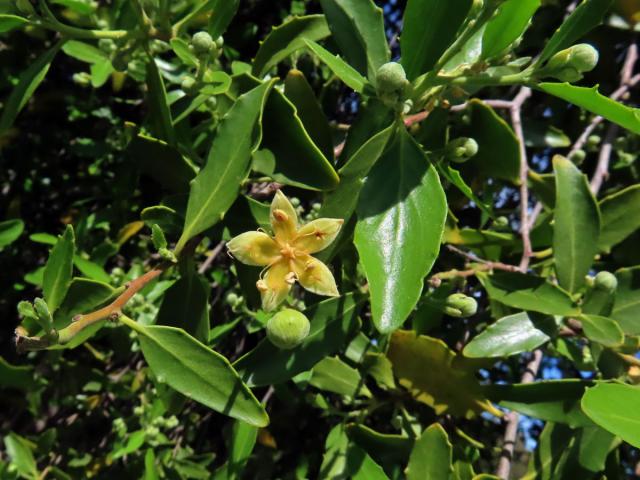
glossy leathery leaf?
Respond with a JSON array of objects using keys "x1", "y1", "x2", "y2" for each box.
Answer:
[
  {"x1": 355, "y1": 127, "x2": 447, "y2": 333},
  {"x1": 127, "y1": 133, "x2": 196, "y2": 193},
  {"x1": 234, "y1": 294, "x2": 361, "y2": 387},
  {"x1": 579, "y1": 314, "x2": 624, "y2": 347},
  {"x1": 176, "y1": 80, "x2": 274, "y2": 253},
  {"x1": 207, "y1": 0, "x2": 239, "y2": 38},
  {"x1": 463, "y1": 312, "x2": 550, "y2": 358},
  {"x1": 145, "y1": 58, "x2": 176, "y2": 145},
  {"x1": 481, "y1": 0, "x2": 541, "y2": 59},
  {"x1": 598, "y1": 184, "x2": 640, "y2": 251},
  {"x1": 340, "y1": 99, "x2": 394, "y2": 165},
  {"x1": 156, "y1": 268, "x2": 210, "y2": 342},
  {"x1": 478, "y1": 272, "x2": 579, "y2": 316},
  {"x1": 611, "y1": 266, "x2": 640, "y2": 334},
  {"x1": 553, "y1": 155, "x2": 600, "y2": 293},
  {"x1": 310, "y1": 356, "x2": 372, "y2": 398},
  {"x1": 461, "y1": 100, "x2": 520, "y2": 182},
  {"x1": 42, "y1": 225, "x2": 75, "y2": 313},
  {"x1": 252, "y1": 15, "x2": 330, "y2": 77},
  {"x1": 0, "y1": 219, "x2": 24, "y2": 247},
  {"x1": 0, "y1": 41, "x2": 63, "y2": 135},
  {"x1": 284, "y1": 69, "x2": 334, "y2": 162},
  {"x1": 485, "y1": 379, "x2": 595, "y2": 427},
  {"x1": 539, "y1": 83, "x2": 640, "y2": 135},
  {"x1": 320, "y1": 424, "x2": 389, "y2": 480},
  {"x1": 170, "y1": 38, "x2": 198, "y2": 67},
  {"x1": 0, "y1": 14, "x2": 29, "y2": 33},
  {"x1": 406, "y1": 423, "x2": 453, "y2": 480},
  {"x1": 582, "y1": 383, "x2": 640, "y2": 447},
  {"x1": 259, "y1": 77, "x2": 339, "y2": 190},
  {"x1": 227, "y1": 420, "x2": 258, "y2": 480},
  {"x1": 3, "y1": 433, "x2": 38, "y2": 479},
  {"x1": 0, "y1": 357, "x2": 38, "y2": 391},
  {"x1": 387, "y1": 330, "x2": 501, "y2": 418},
  {"x1": 62, "y1": 40, "x2": 109, "y2": 64},
  {"x1": 347, "y1": 424, "x2": 414, "y2": 465},
  {"x1": 400, "y1": 0, "x2": 472, "y2": 80},
  {"x1": 125, "y1": 319, "x2": 269, "y2": 427},
  {"x1": 538, "y1": 0, "x2": 612, "y2": 64},
  {"x1": 304, "y1": 39, "x2": 368, "y2": 93},
  {"x1": 319, "y1": 0, "x2": 389, "y2": 80}
]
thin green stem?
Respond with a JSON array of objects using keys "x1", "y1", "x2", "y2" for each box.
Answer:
[
  {"x1": 37, "y1": 0, "x2": 131, "y2": 39},
  {"x1": 119, "y1": 314, "x2": 146, "y2": 335},
  {"x1": 173, "y1": 2, "x2": 213, "y2": 36}
]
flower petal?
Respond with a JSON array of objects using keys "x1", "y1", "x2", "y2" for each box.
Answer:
[
  {"x1": 293, "y1": 255, "x2": 339, "y2": 297},
  {"x1": 293, "y1": 218, "x2": 344, "y2": 254},
  {"x1": 258, "y1": 260, "x2": 293, "y2": 311},
  {"x1": 227, "y1": 231, "x2": 280, "y2": 266},
  {"x1": 270, "y1": 190, "x2": 298, "y2": 242}
]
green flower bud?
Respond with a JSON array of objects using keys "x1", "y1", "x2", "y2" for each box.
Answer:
[
  {"x1": 215, "y1": 36, "x2": 224, "y2": 48},
  {"x1": 266, "y1": 309, "x2": 310, "y2": 349},
  {"x1": 17, "y1": 301, "x2": 37, "y2": 320},
  {"x1": 587, "y1": 135, "x2": 601, "y2": 147},
  {"x1": 72, "y1": 72, "x2": 92, "y2": 87},
  {"x1": 205, "y1": 96, "x2": 217, "y2": 109},
  {"x1": 444, "y1": 293, "x2": 478, "y2": 318},
  {"x1": 568, "y1": 149, "x2": 586, "y2": 165},
  {"x1": 225, "y1": 292, "x2": 240, "y2": 307},
  {"x1": 158, "y1": 247, "x2": 177, "y2": 263},
  {"x1": 181, "y1": 76, "x2": 198, "y2": 94},
  {"x1": 98, "y1": 39, "x2": 116, "y2": 54},
  {"x1": 376, "y1": 62, "x2": 408, "y2": 92},
  {"x1": 594, "y1": 271, "x2": 617, "y2": 292},
  {"x1": 151, "y1": 224, "x2": 167, "y2": 250},
  {"x1": 165, "y1": 416, "x2": 179, "y2": 429},
  {"x1": 542, "y1": 44, "x2": 599, "y2": 82},
  {"x1": 191, "y1": 31, "x2": 214, "y2": 56},
  {"x1": 16, "y1": 0, "x2": 35, "y2": 16},
  {"x1": 33, "y1": 297, "x2": 54, "y2": 333},
  {"x1": 493, "y1": 216, "x2": 509, "y2": 229},
  {"x1": 446, "y1": 137, "x2": 479, "y2": 163}
]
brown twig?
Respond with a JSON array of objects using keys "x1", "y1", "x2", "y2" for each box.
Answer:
[
  {"x1": 495, "y1": 349, "x2": 543, "y2": 479},
  {"x1": 590, "y1": 124, "x2": 619, "y2": 194},
  {"x1": 15, "y1": 264, "x2": 169, "y2": 353},
  {"x1": 198, "y1": 241, "x2": 225, "y2": 274},
  {"x1": 510, "y1": 87, "x2": 533, "y2": 271}
]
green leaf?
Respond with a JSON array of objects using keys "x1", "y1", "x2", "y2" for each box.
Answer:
[
  {"x1": 72, "y1": 255, "x2": 110, "y2": 283},
  {"x1": 582, "y1": 383, "x2": 640, "y2": 448},
  {"x1": 43, "y1": 225, "x2": 75, "y2": 313},
  {"x1": 406, "y1": 423, "x2": 453, "y2": 480},
  {"x1": 62, "y1": 40, "x2": 109, "y2": 63},
  {"x1": 319, "y1": 0, "x2": 389, "y2": 80},
  {"x1": 538, "y1": 0, "x2": 612, "y2": 64},
  {"x1": 0, "y1": 41, "x2": 63, "y2": 135},
  {"x1": 579, "y1": 314, "x2": 624, "y2": 347},
  {"x1": 208, "y1": 0, "x2": 239, "y2": 38},
  {"x1": 0, "y1": 219, "x2": 24, "y2": 247},
  {"x1": 256, "y1": 76, "x2": 339, "y2": 190},
  {"x1": 611, "y1": 266, "x2": 640, "y2": 335},
  {"x1": 478, "y1": 272, "x2": 579, "y2": 316},
  {"x1": 463, "y1": 312, "x2": 550, "y2": 358},
  {"x1": 53, "y1": 277, "x2": 116, "y2": 327},
  {"x1": 437, "y1": 164, "x2": 494, "y2": 218},
  {"x1": 4, "y1": 433, "x2": 38, "y2": 480},
  {"x1": 170, "y1": 38, "x2": 199, "y2": 67},
  {"x1": 460, "y1": 100, "x2": 520, "y2": 182},
  {"x1": 156, "y1": 269, "x2": 210, "y2": 342},
  {"x1": 124, "y1": 319, "x2": 269, "y2": 427},
  {"x1": 228, "y1": 420, "x2": 257, "y2": 480},
  {"x1": 347, "y1": 424, "x2": 413, "y2": 466},
  {"x1": 199, "y1": 71, "x2": 232, "y2": 96},
  {"x1": 284, "y1": 69, "x2": 334, "y2": 162},
  {"x1": 89, "y1": 58, "x2": 113, "y2": 88},
  {"x1": 176, "y1": 80, "x2": 274, "y2": 253},
  {"x1": 552, "y1": 155, "x2": 601, "y2": 293},
  {"x1": 355, "y1": 127, "x2": 448, "y2": 333},
  {"x1": 481, "y1": 0, "x2": 540, "y2": 59},
  {"x1": 252, "y1": 15, "x2": 330, "y2": 77},
  {"x1": 127, "y1": 133, "x2": 196, "y2": 193},
  {"x1": 0, "y1": 357, "x2": 37, "y2": 391},
  {"x1": 146, "y1": 58, "x2": 176, "y2": 145},
  {"x1": 539, "y1": 83, "x2": 640, "y2": 135},
  {"x1": 144, "y1": 449, "x2": 159, "y2": 480},
  {"x1": 0, "y1": 14, "x2": 29, "y2": 33},
  {"x1": 320, "y1": 424, "x2": 389, "y2": 480},
  {"x1": 303, "y1": 39, "x2": 368, "y2": 93},
  {"x1": 598, "y1": 184, "x2": 640, "y2": 252},
  {"x1": 141, "y1": 205, "x2": 184, "y2": 237},
  {"x1": 485, "y1": 379, "x2": 595, "y2": 427},
  {"x1": 234, "y1": 294, "x2": 361, "y2": 387},
  {"x1": 400, "y1": 0, "x2": 472, "y2": 80},
  {"x1": 524, "y1": 423, "x2": 575, "y2": 479},
  {"x1": 310, "y1": 356, "x2": 372, "y2": 398}
]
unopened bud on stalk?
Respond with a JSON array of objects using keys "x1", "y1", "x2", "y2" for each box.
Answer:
[
  {"x1": 191, "y1": 31, "x2": 215, "y2": 56},
  {"x1": 375, "y1": 62, "x2": 409, "y2": 108},
  {"x1": 444, "y1": 293, "x2": 478, "y2": 318},
  {"x1": 541, "y1": 44, "x2": 599, "y2": 82},
  {"x1": 446, "y1": 137, "x2": 479, "y2": 163},
  {"x1": 594, "y1": 271, "x2": 617, "y2": 293}
]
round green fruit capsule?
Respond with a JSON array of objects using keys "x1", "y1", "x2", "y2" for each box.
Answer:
[
  {"x1": 266, "y1": 309, "x2": 310, "y2": 350},
  {"x1": 375, "y1": 62, "x2": 408, "y2": 95},
  {"x1": 594, "y1": 271, "x2": 617, "y2": 292},
  {"x1": 191, "y1": 31, "x2": 214, "y2": 55}
]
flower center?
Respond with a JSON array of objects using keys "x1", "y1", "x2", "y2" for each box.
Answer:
[{"x1": 279, "y1": 243, "x2": 297, "y2": 259}]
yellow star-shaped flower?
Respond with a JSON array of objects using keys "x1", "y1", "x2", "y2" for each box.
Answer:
[{"x1": 227, "y1": 191, "x2": 343, "y2": 311}]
